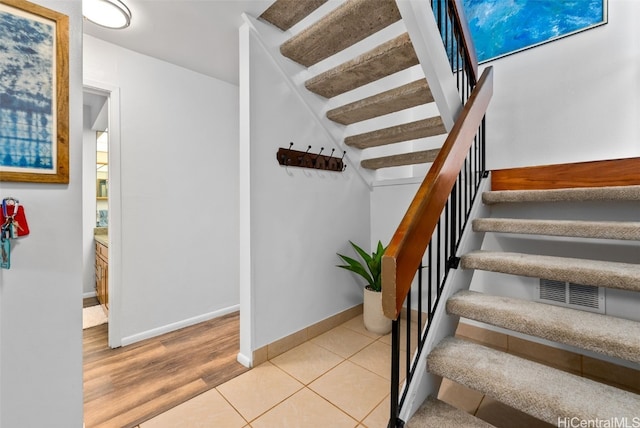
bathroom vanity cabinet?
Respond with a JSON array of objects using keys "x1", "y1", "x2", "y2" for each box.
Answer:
[{"x1": 95, "y1": 240, "x2": 109, "y2": 310}]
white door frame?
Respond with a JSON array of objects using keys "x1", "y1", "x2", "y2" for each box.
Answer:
[{"x1": 83, "y1": 80, "x2": 122, "y2": 348}]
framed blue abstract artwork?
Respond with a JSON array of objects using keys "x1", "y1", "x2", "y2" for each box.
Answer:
[
  {"x1": 0, "y1": 0, "x2": 68, "y2": 183},
  {"x1": 462, "y1": 0, "x2": 608, "y2": 63}
]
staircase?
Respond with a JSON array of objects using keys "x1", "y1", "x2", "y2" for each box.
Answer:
[
  {"x1": 252, "y1": 0, "x2": 640, "y2": 426},
  {"x1": 406, "y1": 183, "x2": 640, "y2": 426},
  {"x1": 257, "y1": 0, "x2": 463, "y2": 181}
]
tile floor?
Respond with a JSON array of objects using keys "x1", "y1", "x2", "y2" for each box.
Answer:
[{"x1": 136, "y1": 314, "x2": 550, "y2": 428}]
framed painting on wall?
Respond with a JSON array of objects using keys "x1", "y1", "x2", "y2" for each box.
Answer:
[
  {"x1": 462, "y1": 0, "x2": 608, "y2": 63},
  {"x1": 0, "y1": 0, "x2": 69, "y2": 183}
]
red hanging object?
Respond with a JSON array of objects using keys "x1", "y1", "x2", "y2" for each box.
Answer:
[{"x1": 1, "y1": 199, "x2": 29, "y2": 237}]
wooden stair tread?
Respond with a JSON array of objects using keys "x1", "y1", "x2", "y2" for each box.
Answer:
[
  {"x1": 447, "y1": 290, "x2": 640, "y2": 363},
  {"x1": 473, "y1": 218, "x2": 640, "y2": 241},
  {"x1": 361, "y1": 148, "x2": 440, "y2": 170},
  {"x1": 460, "y1": 250, "x2": 640, "y2": 292},
  {"x1": 259, "y1": 0, "x2": 328, "y2": 31},
  {"x1": 280, "y1": 0, "x2": 401, "y2": 67},
  {"x1": 305, "y1": 33, "x2": 419, "y2": 98},
  {"x1": 327, "y1": 79, "x2": 434, "y2": 125},
  {"x1": 407, "y1": 396, "x2": 494, "y2": 428},
  {"x1": 428, "y1": 338, "x2": 640, "y2": 425},
  {"x1": 345, "y1": 116, "x2": 445, "y2": 149}
]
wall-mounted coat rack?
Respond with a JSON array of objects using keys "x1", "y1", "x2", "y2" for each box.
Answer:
[{"x1": 276, "y1": 143, "x2": 346, "y2": 172}]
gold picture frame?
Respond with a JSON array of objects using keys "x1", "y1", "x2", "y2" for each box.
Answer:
[{"x1": 0, "y1": 0, "x2": 69, "y2": 183}]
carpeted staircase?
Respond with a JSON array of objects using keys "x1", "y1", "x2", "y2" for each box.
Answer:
[
  {"x1": 407, "y1": 185, "x2": 640, "y2": 427},
  {"x1": 258, "y1": 0, "x2": 448, "y2": 173},
  {"x1": 254, "y1": 0, "x2": 640, "y2": 425}
]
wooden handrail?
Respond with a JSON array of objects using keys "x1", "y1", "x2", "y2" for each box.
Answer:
[
  {"x1": 382, "y1": 66, "x2": 493, "y2": 319},
  {"x1": 450, "y1": 0, "x2": 479, "y2": 83}
]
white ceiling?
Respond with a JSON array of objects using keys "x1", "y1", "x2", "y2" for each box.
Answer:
[{"x1": 82, "y1": 0, "x2": 274, "y2": 86}]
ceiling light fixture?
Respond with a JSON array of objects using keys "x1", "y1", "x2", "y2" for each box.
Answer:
[{"x1": 83, "y1": 0, "x2": 132, "y2": 29}]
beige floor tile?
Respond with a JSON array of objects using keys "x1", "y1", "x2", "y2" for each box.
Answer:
[
  {"x1": 361, "y1": 395, "x2": 390, "y2": 428},
  {"x1": 270, "y1": 341, "x2": 344, "y2": 385},
  {"x1": 349, "y1": 340, "x2": 406, "y2": 381},
  {"x1": 309, "y1": 360, "x2": 390, "y2": 422},
  {"x1": 140, "y1": 388, "x2": 246, "y2": 428},
  {"x1": 311, "y1": 326, "x2": 376, "y2": 359},
  {"x1": 437, "y1": 378, "x2": 484, "y2": 414},
  {"x1": 251, "y1": 387, "x2": 358, "y2": 428},
  {"x1": 216, "y1": 362, "x2": 303, "y2": 422},
  {"x1": 474, "y1": 396, "x2": 554, "y2": 428},
  {"x1": 342, "y1": 314, "x2": 385, "y2": 339}
]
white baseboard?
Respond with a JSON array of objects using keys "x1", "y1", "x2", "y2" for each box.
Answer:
[
  {"x1": 83, "y1": 291, "x2": 97, "y2": 299},
  {"x1": 120, "y1": 304, "x2": 240, "y2": 347},
  {"x1": 236, "y1": 352, "x2": 251, "y2": 368}
]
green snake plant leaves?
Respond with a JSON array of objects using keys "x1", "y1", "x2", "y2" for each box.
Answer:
[{"x1": 337, "y1": 240, "x2": 387, "y2": 292}]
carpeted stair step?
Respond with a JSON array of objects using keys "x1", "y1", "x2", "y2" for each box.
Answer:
[
  {"x1": 447, "y1": 290, "x2": 640, "y2": 363},
  {"x1": 482, "y1": 185, "x2": 640, "y2": 205},
  {"x1": 427, "y1": 337, "x2": 640, "y2": 424},
  {"x1": 407, "y1": 395, "x2": 494, "y2": 428},
  {"x1": 460, "y1": 251, "x2": 640, "y2": 292},
  {"x1": 345, "y1": 116, "x2": 445, "y2": 149},
  {"x1": 279, "y1": 0, "x2": 401, "y2": 67},
  {"x1": 473, "y1": 218, "x2": 640, "y2": 241},
  {"x1": 361, "y1": 148, "x2": 440, "y2": 170},
  {"x1": 259, "y1": 0, "x2": 328, "y2": 31},
  {"x1": 305, "y1": 33, "x2": 419, "y2": 98},
  {"x1": 327, "y1": 79, "x2": 434, "y2": 125}
]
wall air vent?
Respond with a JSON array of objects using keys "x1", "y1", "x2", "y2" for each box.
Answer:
[{"x1": 536, "y1": 279, "x2": 605, "y2": 314}]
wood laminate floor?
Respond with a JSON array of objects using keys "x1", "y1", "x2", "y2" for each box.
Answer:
[{"x1": 83, "y1": 309, "x2": 247, "y2": 428}]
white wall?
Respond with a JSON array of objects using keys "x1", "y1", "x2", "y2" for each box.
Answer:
[
  {"x1": 240, "y1": 25, "x2": 371, "y2": 357},
  {"x1": 83, "y1": 36, "x2": 240, "y2": 344},
  {"x1": 485, "y1": 0, "x2": 640, "y2": 170},
  {"x1": 371, "y1": 180, "x2": 421, "y2": 248},
  {"x1": 0, "y1": 1, "x2": 83, "y2": 427}
]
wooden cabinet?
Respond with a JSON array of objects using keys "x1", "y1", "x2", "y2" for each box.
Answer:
[{"x1": 95, "y1": 241, "x2": 109, "y2": 310}]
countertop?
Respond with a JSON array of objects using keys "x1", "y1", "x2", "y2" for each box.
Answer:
[{"x1": 94, "y1": 228, "x2": 108, "y2": 247}]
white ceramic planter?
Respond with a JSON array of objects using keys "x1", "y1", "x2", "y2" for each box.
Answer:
[{"x1": 363, "y1": 287, "x2": 392, "y2": 334}]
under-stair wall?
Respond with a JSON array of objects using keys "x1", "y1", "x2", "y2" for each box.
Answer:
[{"x1": 238, "y1": 22, "x2": 372, "y2": 365}]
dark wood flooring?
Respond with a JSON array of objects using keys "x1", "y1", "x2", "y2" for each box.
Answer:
[{"x1": 83, "y1": 306, "x2": 248, "y2": 428}]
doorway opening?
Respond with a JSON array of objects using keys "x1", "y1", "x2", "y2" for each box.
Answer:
[{"x1": 82, "y1": 83, "x2": 122, "y2": 348}]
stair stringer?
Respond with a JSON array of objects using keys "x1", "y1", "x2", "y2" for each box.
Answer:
[
  {"x1": 396, "y1": 0, "x2": 463, "y2": 131},
  {"x1": 241, "y1": 12, "x2": 376, "y2": 187},
  {"x1": 398, "y1": 174, "x2": 492, "y2": 422}
]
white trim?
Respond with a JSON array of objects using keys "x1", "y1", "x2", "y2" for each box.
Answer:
[
  {"x1": 121, "y1": 305, "x2": 240, "y2": 347},
  {"x1": 83, "y1": 291, "x2": 97, "y2": 299},
  {"x1": 238, "y1": 22, "x2": 254, "y2": 369},
  {"x1": 236, "y1": 352, "x2": 252, "y2": 368}
]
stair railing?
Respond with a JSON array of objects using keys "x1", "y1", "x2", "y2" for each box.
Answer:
[
  {"x1": 385, "y1": 1, "x2": 491, "y2": 426},
  {"x1": 433, "y1": 0, "x2": 479, "y2": 98}
]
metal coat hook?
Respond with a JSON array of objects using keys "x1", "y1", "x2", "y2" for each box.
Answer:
[{"x1": 276, "y1": 143, "x2": 346, "y2": 172}]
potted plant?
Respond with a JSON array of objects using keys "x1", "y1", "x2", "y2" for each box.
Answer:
[{"x1": 337, "y1": 241, "x2": 392, "y2": 334}]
